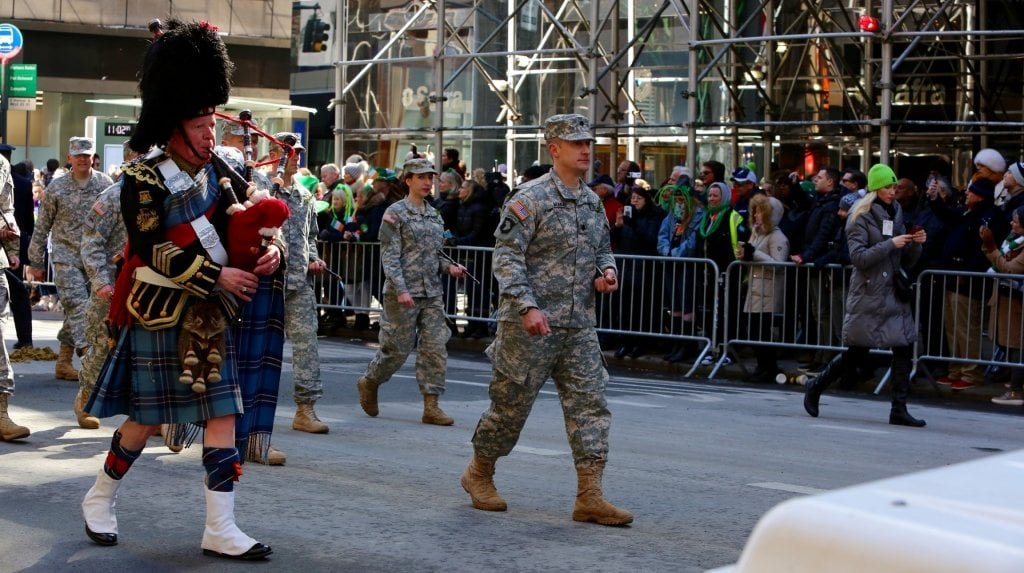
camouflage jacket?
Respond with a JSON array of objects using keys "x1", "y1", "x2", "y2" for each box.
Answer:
[
  {"x1": 0, "y1": 156, "x2": 17, "y2": 269},
  {"x1": 81, "y1": 182, "x2": 128, "y2": 293},
  {"x1": 29, "y1": 169, "x2": 114, "y2": 268},
  {"x1": 493, "y1": 171, "x2": 616, "y2": 328},
  {"x1": 277, "y1": 183, "x2": 320, "y2": 291},
  {"x1": 379, "y1": 197, "x2": 450, "y2": 297}
]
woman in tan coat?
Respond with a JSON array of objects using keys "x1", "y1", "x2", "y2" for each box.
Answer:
[
  {"x1": 981, "y1": 204, "x2": 1024, "y2": 405},
  {"x1": 739, "y1": 194, "x2": 789, "y2": 383}
]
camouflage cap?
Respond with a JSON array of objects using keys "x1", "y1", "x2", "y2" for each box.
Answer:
[
  {"x1": 273, "y1": 132, "x2": 305, "y2": 151},
  {"x1": 543, "y1": 114, "x2": 593, "y2": 142},
  {"x1": 68, "y1": 136, "x2": 95, "y2": 156},
  {"x1": 403, "y1": 157, "x2": 437, "y2": 175},
  {"x1": 224, "y1": 119, "x2": 260, "y2": 137}
]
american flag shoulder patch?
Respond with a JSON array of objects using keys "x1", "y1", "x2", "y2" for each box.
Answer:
[
  {"x1": 509, "y1": 200, "x2": 531, "y2": 221},
  {"x1": 383, "y1": 212, "x2": 397, "y2": 225},
  {"x1": 92, "y1": 201, "x2": 107, "y2": 216}
]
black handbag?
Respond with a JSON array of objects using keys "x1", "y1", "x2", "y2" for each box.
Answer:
[{"x1": 893, "y1": 267, "x2": 914, "y2": 303}]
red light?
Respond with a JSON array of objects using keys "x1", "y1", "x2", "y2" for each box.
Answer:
[{"x1": 859, "y1": 16, "x2": 880, "y2": 33}]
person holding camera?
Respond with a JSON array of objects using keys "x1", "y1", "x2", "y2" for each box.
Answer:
[{"x1": 803, "y1": 164, "x2": 928, "y2": 427}]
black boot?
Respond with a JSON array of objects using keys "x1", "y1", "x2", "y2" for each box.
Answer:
[
  {"x1": 889, "y1": 356, "x2": 926, "y2": 428},
  {"x1": 803, "y1": 354, "x2": 844, "y2": 417}
]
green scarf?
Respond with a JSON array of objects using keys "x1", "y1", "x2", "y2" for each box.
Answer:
[{"x1": 698, "y1": 203, "x2": 730, "y2": 238}]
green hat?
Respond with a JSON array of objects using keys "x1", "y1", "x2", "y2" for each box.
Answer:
[
  {"x1": 296, "y1": 173, "x2": 319, "y2": 193},
  {"x1": 799, "y1": 180, "x2": 815, "y2": 194},
  {"x1": 867, "y1": 164, "x2": 897, "y2": 192}
]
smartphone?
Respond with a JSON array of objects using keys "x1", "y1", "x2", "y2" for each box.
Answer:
[
  {"x1": 623, "y1": 205, "x2": 633, "y2": 218},
  {"x1": 910, "y1": 225, "x2": 924, "y2": 234}
]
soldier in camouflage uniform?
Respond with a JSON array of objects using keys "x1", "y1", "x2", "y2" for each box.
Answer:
[
  {"x1": 0, "y1": 153, "x2": 30, "y2": 441},
  {"x1": 356, "y1": 157, "x2": 467, "y2": 426},
  {"x1": 461, "y1": 114, "x2": 632, "y2": 526},
  {"x1": 268, "y1": 133, "x2": 329, "y2": 436},
  {"x1": 28, "y1": 137, "x2": 114, "y2": 382},
  {"x1": 78, "y1": 178, "x2": 126, "y2": 430}
]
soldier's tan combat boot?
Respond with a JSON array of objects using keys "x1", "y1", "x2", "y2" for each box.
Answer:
[
  {"x1": 356, "y1": 376, "x2": 380, "y2": 417},
  {"x1": 293, "y1": 403, "x2": 329, "y2": 434},
  {"x1": 572, "y1": 462, "x2": 633, "y2": 526},
  {"x1": 0, "y1": 394, "x2": 30, "y2": 441},
  {"x1": 55, "y1": 343, "x2": 79, "y2": 381},
  {"x1": 422, "y1": 394, "x2": 454, "y2": 426},
  {"x1": 460, "y1": 454, "x2": 507, "y2": 511},
  {"x1": 73, "y1": 388, "x2": 100, "y2": 430}
]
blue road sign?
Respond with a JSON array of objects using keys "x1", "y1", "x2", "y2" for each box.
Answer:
[{"x1": 0, "y1": 23, "x2": 23, "y2": 61}]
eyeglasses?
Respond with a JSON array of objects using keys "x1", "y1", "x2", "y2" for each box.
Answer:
[{"x1": 841, "y1": 178, "x2": 854, "y2": 183}]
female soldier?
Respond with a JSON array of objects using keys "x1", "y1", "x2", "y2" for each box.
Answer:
[
  {"x1": 355, "y1": 158, "x2": 466, "y2": 425},
  {"x1": 803, "y1": 164, "x2": 927, "y2": 427}
]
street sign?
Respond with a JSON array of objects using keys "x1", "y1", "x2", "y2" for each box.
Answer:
[
  {"x1": 0, "y1": 23, "x2": 23, "y2": 62},
  {"x1": 8, "y1": 97, "x2": 34, "y2": 111},
  {"x1": 9, "y1": 63, "x2": 35, "y2": 97}
]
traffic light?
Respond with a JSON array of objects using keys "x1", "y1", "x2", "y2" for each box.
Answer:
[{"x1": 302, "y1": 15, "x2": 330, "y2": 53}]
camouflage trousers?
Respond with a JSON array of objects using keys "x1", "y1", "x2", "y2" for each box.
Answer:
[
  {"x1": 284, "y1": 285, "x2": 322, "y2": 404},
  {"x1": 363, "y1": 292, "x2": 449, "y2": 395},
  {"x1": 471, "y1": 321, "x2": 611, "y2": 467},
  {"x1": 51, "y1": 263, "x2": 90, "y2": 349},
  {"x1": 80, "y1": 294, "x2": 111, "y2": 393},
  {"x1": 0, "y1": 271, "x2": 13, "y2": 395}
]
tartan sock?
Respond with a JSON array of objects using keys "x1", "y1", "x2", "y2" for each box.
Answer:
[
  {"x1": 203, "y1": 447, "x2": 242, "y2": 492},
  {"x1": 102, "y1": 430, "x2": 143, "y2": 480}
]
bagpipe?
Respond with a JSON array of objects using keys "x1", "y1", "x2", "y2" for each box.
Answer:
[{"x1": 213, "y1": 109, "x2": 292, "y2": 271}]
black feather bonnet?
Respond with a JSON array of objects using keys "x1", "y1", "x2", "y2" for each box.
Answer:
[{"x1": 129, "y1": 18, "x2": 234, "y2": 153}]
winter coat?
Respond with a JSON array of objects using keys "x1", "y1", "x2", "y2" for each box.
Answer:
[
  {"x1": 657, "y1": 208, "x2": 704, "y2": 258},
  {"x1": 842, "y1": 200, "x2": 922, "y2": 348},
  {"x1": 984, "y1": 242, "x2": 1024, "y2": 349},
  {"x1": 450, "y1": 193, "x2": 492, "y2": 247},
  {"x1": 800, "y1": 188, "x2": 842, "y2": 264},
  {"x1": 615, "y1": 203, "x2": 666, "y2": 256},
  {"x1": 744, "y1": 200, "x2": 789, "y2": 314}
]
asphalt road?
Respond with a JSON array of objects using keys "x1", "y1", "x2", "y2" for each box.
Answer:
[{"x1": 2, "y1": 316, "x2": 1023, "y2": 572}]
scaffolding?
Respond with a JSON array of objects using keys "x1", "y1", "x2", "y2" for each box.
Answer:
[{"x1": 331, "y1": 0, "x2": 1024, "y2": 185}]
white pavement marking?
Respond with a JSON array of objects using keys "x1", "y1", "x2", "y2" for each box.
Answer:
[
  {"x1": 811, "y1": 424, "x2": 890, "y2": 435},
  {"x1": 748, "y1": 482, "x2": 827, "y2": 495}
]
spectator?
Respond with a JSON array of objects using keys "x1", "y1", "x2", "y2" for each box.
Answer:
[
  {"x1": 729, "y1": 166, "x2": 761, "y2": 225},
  {"x1": 981, "y1": 205, "x2": 1024, "y2": 405},
  {"x1": 999, "y1": 161, "x2": 1024, "y2": 225},
  {"x1": 657, "y1": 183, "x2": 704, "y2": 363},
  {"x1": 316, "y1": 184, "x2": 356, "y2": 333},
  {"x1": 791, "y1": 167, "x2": 844, "y2": 370},
  {"x1": 450, "y1": 180, "x2": 494, "y2": 338},
  {"x1": 932, "y1": 177, "x2": 1006, "y2": 390},
  {"x1": 738, "y1": 194, "x2": 789, "y2": 383},
  {"x1": 442, "y1": 148, "x2": 466, "y2": 179},
  {"x1": 696, "y1": 181, "x2": 744, "y2": 364},
  {"x1": 840, "y1": 169, "x2": 867, "y2": 196},
  {"x1": 613, "y1": 159, "x2": 640, "y2": 203},
  {"x1": 611, "y1": 186, "x2": 666, "y2": 359}
]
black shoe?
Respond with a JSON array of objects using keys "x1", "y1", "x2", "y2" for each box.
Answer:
[
  {"x1": 614, "y1": 346, "x2": 629, "y2": 359},
  {"x1": 803, "y1": 380, "x2": 822, "y2": 417},
  {"x1": 889, "y1": 407, "x2": 926, "y2": 428},
  {"x1": 203, "y1": 543, "x2": 273, "y2": 561},
  {"x1": 627, "y1": 346, "x2": 645, "y2": 359},
  {"x1": 13, "y1": 341, "x2": 31, "y2": 350},
  {"x1": 85, "y1": 525, "x2": 117, "y2": 546}
]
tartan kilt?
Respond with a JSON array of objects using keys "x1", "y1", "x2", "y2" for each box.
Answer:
[{"x1": 85, "y1": 303, "x2": 243, "y2": 426}]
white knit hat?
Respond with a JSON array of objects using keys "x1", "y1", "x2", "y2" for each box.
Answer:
[
  {"x1": 1009, "y1": 161, "x2": 1024, "y2": 187},
  {"x1": 974, "y1": 148, "x2": 1006, "y2": 173}
]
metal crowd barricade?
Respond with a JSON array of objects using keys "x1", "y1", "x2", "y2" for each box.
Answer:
[
  {"x1": 312, "y1": 239, "x2": 385, "y2": 318},
  {"x1": 717, "y1": 260, "x2": 900, "y2": 384},
  {"x1": 911, "y1": 268, "x2": 1024, "y2": 389},
  {"x1": 596, "y1": 254, "x2": 719, "y2": 378}
]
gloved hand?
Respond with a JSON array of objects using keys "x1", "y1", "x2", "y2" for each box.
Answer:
[{"x1": 741, "y1": 242, "x2": 756, "y2": 262}]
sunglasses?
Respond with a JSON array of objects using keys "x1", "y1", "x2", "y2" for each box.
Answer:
[{"x1": 841, "y1": 178, "x2": 854, "y2": 183}]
